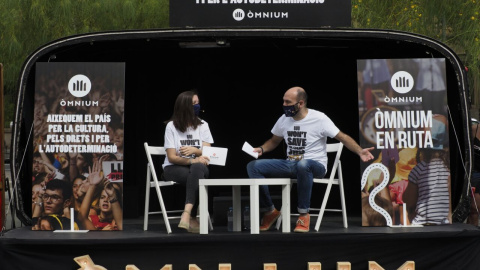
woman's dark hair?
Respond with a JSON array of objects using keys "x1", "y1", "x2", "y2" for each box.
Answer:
[
  {"x1": 416, "y1": 148, "x2": 450, "y2": 170},
  {"x1": 165, "y1": 90, "x2": 202, "y2": 132}
]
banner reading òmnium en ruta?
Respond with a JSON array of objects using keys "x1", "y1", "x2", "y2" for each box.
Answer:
[
  {"x1": 32, "y1": 63, "x2": 125, "y2": 231},
  {"x1": 358, "y1": 59, "x2": 450, "y2": 227}
]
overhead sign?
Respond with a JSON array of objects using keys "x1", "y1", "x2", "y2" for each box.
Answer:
[{"x1": 170, "y1": 0, "x2": 351, "y2": 28}]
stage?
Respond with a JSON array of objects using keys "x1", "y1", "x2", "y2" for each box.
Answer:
[{"x1": 1, "y1": 215, "x2": 480, "y2": 270}]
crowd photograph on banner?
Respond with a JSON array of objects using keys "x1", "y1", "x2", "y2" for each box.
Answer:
[
  {"x1": 31, "y1": 63, "x2": 125, "y2": 231},
  {"x1": 357, "y1": 58, "x2": 450, "y2": 227}
]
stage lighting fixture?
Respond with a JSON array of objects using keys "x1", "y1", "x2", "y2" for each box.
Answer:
[
  {"x1": 308, "y1": 262, "x2": 321, "y2": 270},
  {"x1": 337, "y1": 262, "x2": 351, "y2": 270},
  {"x1": 216, "y1": 39, "x2": 228, "y2": 46},
  {"x1": 73, "y1": 255, "x2": 107, "y2": 270}
]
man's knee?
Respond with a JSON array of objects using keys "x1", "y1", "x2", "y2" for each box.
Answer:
[
  {"x1": 296, "y1": 159, "x2": 310, "y2": 172},
  {"x1": 247, "y1": 160, "x2": 258, "y2": 173}
]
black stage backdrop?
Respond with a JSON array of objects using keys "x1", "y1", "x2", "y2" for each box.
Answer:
[{"x1": 11, "y1": 30, "x2": 470, "y2": 225}]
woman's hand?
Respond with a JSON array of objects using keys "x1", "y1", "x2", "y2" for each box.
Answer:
[
  {"x1": 87, "y1": 160, "x2": 103, "y2": 185},
  {"x1": 179, "y1": 146, "x2": 199, "y2": 157},
  {"x1": 193, "y1": 156, "x2": 210, "y2": 165}
]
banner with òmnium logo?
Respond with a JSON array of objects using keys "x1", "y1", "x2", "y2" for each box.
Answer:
[
  {"x1": 357, "y1": 59, "x2": 451, "y2": 227},
  {"x1": 32, "y1": 63, "x2": 125, "y2": 231},
  {"x1": 170, "y1": 0, "x2": 351, "y2": 28}
]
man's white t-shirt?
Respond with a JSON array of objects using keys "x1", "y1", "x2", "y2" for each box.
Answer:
[
  {"x1": 271, "y1": 109, "x2": 340, "y2": 170},
  {"x1": 163, "y1": 120, "x2": 214, "y2": 169}
]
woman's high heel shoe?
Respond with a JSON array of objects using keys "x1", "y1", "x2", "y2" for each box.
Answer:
[
  {"x1": 178, "y1": 211, "x2": 191, "y2": 231},
  {"x1": 187, "y1": 221, "x2": 199, "y2": 233}
]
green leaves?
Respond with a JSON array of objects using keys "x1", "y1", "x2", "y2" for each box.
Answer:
[
  {"x1": 353, "y1": 0, "x2": 480, "y2": 111},
  {"x1": 0, "y1": 0, "x2": 169, "y2": 126}
]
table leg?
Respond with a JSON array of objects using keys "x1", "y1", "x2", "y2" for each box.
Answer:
[
  {"x1": 199, "y1": 185, "x2": 209, "y2": 234},
  {"x1": 250, "y1": 184, "x2": 260, "y2": 234},
  {"x1": 232, "y1": 186, "x2": 241, "y2": 232},
  {"x1": 281, "y1": 184, "x2": 291, "y2": 232}
]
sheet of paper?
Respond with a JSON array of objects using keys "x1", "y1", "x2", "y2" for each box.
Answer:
[
  {"x1": 242, "y1": 141, "x2": 258, "y2": 159},
  {"x1": 202, "y1": 146, "x2": 228, "y2": 166}
]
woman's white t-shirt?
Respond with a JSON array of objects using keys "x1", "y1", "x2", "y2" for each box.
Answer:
[{"x1": 163, "y1": 120, "x2": 214, "y2": 169}]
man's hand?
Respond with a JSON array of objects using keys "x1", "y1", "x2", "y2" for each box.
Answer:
[
  {"x1": 360, "y1": 147, "x2": 375, "y2": 162},
  {"x1": 253, "y1": 147, "x2": 263, "y2": 157}
]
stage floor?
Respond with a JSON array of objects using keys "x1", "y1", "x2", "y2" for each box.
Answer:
[
  {"x1": 2, "y1": 214, "x2": 478, "y2": 240},
  {"x1": 2, "y1": 215, "x2": 480, "y2": 269}
]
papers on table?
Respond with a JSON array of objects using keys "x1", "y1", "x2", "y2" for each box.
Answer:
[
  {"x1": 202, "y1": 146, "x2": 228, "y2": 166},
  {"x1": 242, "y1": 141, "x2": 258, "y2": 159}
]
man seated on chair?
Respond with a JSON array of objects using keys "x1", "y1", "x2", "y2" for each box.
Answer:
[{"x1": 247, "y1": 86, "x2": 374, "y2": 233}]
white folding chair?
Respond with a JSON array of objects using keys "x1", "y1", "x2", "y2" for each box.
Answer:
[
  {"x1": 143, "y1": 142, "x2": 213, "y2": 233},
  {"x1": 277, "y1": 142, "x2": 347, "y2": 231}
]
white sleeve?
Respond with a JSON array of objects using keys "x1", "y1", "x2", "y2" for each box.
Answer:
[
  {"x1": 164, "y1": 123, "x2": 176, "y2": 149},
  {"x1": 271, "y1": 116, "x2": 285, "y2": 137},
  {"x1": 200, "y1": 121, "x2": 214, "y2": 144},
  {"x1": 322, "y1": 115, "x2": 340, "y2": 138}
]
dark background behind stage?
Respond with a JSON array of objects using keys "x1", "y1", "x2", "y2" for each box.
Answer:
[{"x1": 18, "y1": 31, "x2": 466, "y2": 221}]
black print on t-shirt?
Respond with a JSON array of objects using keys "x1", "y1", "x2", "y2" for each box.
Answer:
[
  {"x1": 180, "y1": 134, "x2": 200, "y2": 147},
  {"x1": 287, "y1": 126, "x2": 307, "y2": 160},
  {"x1": 180, "y1": 134, "x2": 201, "y2": 158}
]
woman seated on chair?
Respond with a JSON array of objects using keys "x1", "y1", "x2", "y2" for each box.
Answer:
[{"x1": 162, "y1": 90, "x2": 213, "y2": 233}]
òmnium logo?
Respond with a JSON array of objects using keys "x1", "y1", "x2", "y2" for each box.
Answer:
[
  {"x1": 233, "y1": 9, "x2": 245, "y2": 21},
  {"x1": 390, "y1": 71, "x2": 414, "y2": 94},
  {"x1": 68, "y1": 74, "x2": 92, "y2": 97}
]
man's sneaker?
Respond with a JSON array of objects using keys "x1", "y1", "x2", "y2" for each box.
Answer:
[
  {"x1": 294, "y1": 214, "x2": 310, "y2": 233},
  {"x1": 260, "y1": 209, "x2": 281, "y2": 231}
]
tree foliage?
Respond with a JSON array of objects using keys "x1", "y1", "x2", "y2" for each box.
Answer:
[
  {"x1": 0, "y1": 0, "x2": 169, "y2": 126},
  {"x1": 352, "y1": 0, "x2": 480, "y2": 110}
]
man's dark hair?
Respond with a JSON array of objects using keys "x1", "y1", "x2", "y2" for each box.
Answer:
[{"x1": 46, "y1": 179, "x2": 72, "y2": 200}]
